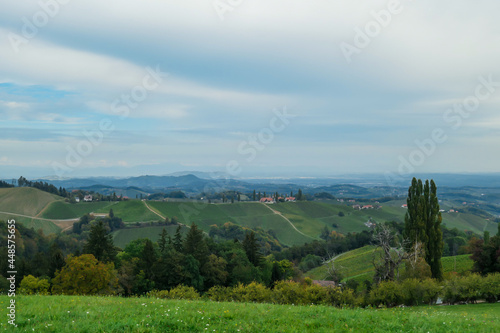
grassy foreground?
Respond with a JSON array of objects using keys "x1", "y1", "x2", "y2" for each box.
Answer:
[{"x1": 1, "y1": 295, "x2": 499, "y2": 332}]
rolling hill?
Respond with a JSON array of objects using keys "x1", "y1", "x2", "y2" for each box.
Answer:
[{"x1": 305, "y1": 245, "x2": 475, "y2": 284}]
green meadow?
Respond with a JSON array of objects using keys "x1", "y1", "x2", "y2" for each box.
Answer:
[{"x1": 1, "y1": 295, "x2": 499, "y2": 332}]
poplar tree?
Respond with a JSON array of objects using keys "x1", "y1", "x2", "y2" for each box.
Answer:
[{"x1": 403, "y1": 178, "x2": 443, "y2": 279}]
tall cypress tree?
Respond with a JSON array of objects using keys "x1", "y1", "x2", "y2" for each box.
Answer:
[{"x1": 403, "y1": 177, "x2": 443, "y2": 279}]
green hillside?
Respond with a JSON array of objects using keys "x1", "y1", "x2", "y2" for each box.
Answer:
[
  {"x1": 148, "y1": 202, "x2": 312, "y2": 246},
  {"x1": 96, "y1": 201, "x2": 160, "y2": 222},
  {"x1": 41, "y1": 201, "x2": 117, "y2": 219},
  {"x1": 112, "y1": 225, "x2": 189, "y2": 249},
  {"x1": 305, "y1": 245, "x2": 474, "y2": 283},
  {"x1": 0, "y1": 187, "x2": 60, "y2": 217}
]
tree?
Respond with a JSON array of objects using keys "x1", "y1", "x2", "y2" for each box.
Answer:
[
  {"x1": 184, "y1": 223, "x2": 208, "y2": 264},
  {"x1": 158, "y1": 228, "x2": 170, "y2": 255},
  {"x1": 253, "y1": 190, "x2": 256, "y2": 201},
  {"x1": 201, "y1": 254, "x2": 228, "y2": 289},
  {"x1": 297, "y1": 189, "x2": 303, "y2": 201},
  {"x1": 373, "y1": 223, "x2": 424, "y2": 282},
  {"x1": 52, "y1": 254, "x2": 119, "y2": 295},
  {"x1": 49, "y1": 242, "x2": 66, "y2": 278},
  {"x1": 173, "y1": 225, "x2": 183, "y2": 252},
  {"x1": 403, "y1": 178, "x2": 443, "y2": 279},
  {"x1": 83, "y1": 220, "x2": 117, "y2": 263},
  {"x1": 109, "y1": 209, "x2": 114, "y2": 218},
  {"x1": 242, "y1": 232, "x2": 262, "y2": 266},
  {"x1": 139, "y1": 239, "x2": 157, "y2": 281}
]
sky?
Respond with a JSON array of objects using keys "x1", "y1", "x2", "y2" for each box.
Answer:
[{"x1": 1, "y1": 0, "x2": 500, "y2": 179}]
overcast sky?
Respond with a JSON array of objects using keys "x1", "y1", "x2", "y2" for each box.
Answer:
[{"x1": 1, "y1": 0, "x2": 499, "y2": 179}]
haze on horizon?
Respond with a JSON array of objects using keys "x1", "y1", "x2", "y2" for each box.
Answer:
[{"x1": 1, "y1": 0, "x2": 500, "y2": 179}]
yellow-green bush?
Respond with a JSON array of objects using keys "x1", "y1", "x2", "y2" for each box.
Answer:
[
  {"x1": 19, "y1": 275, "x2": 50, "y2": 295},
  {"x1": 232, "y1": 282, "x2": 272, "y2": 303},
  {"x1": 400, "y1": 278, "x2": 440, "y2": 306},
  {"x1": 480, "y1": 273, "x2": 500, "y2": 303},
  {"x1": 168, "y1": 285, "x2": 200, "y2": 300},
  {"x1": 206, "y1": 285, "x2": 233, "y2": 302},
  {"x1": 272, "y1": 281, "x2": 307, "y2": 305},
  {"x1": 369, "y1": 281, "x2": 403, "y2": 307},
  {"x1": 325, "y1": 286, "x2": 356, "y2": 307}
]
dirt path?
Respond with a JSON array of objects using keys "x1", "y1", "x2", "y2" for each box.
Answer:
[
  {"x1": 34, "y1": 201, "x2": 53, "y2": 218},
  {"x1": 260, "y1": 203, "x2": 317, "y2": 240},
  {"x1": 143, "y1": 201, "x2": 166, "y2": 220}
]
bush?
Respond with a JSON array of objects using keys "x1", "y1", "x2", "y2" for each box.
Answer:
[
  {"x1": 232, "y1": 282, "x2": 272, "y2": 303},
  {"x1": 369, "y1": 281, "x2": 403, "y2": 307},
  {"x1": 400, "y1": 278, "x2": 440, "y2": 306},
  {"x1": 206, "y1": 285, "x2": 233, "y2": 302},
  {"x1": 147, "y1": 289, "x2": 169, "y2": 299},
  {"x1": 19, "y1": 275, "x2": 50, "y2": 295},
  {"x1": 480, "y1": 273, "x2": 500, "y2": 303},
  {"x1": 168, "y1": 285, "x2": 200, "y2": 300},
  {"x1": 325, "y1": 286, "x2": 356, "y2": 307},
  {"x1": 303, "y1": 283, "x2": 328, "y2": 305},
  {"x1": 272, "y1": 281, "x2": 307, "y2": 305},
  {"x1": 442, "y1": 274, "x2": 481, "y2": 304}
]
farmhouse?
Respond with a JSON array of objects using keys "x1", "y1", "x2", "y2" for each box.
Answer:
[
  {"x1": 285, "y1": 197, "x2": 296, "y2": 202},
  {"x1": 75, "y1": 197, "x2": 80, "y2": 203},
  {"x1": 260, "y1": 197, "x2": 275, "y2": 203},
  {"x1": 362, "y1": 205, "x2": 374, "y2": 209},
  {"x1": 84, "y1": 195, "x2": 93, "y2": 202}
]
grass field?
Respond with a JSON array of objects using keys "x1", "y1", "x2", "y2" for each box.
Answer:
[
  {"x1": 41, "y1": 201, "x2": 117, "y2": 220},
  {"x1": 0, "y1": 187, "x2": 497, "y2": 245},
  {"x1": 112, "y1": 225, "x2": 189, "y2": 249},
  {"x1": 0, "y1": 187, "x2": 60, "y2": 217},
  {"x1": 96, "y1": 201, "x2": 160, "y2": 222},
  {"x1": 306, "y1": 245, "x2": 475, "y2": 284},
  {"x1": 148, "y1": 202, "x2": 312, "y2": 246},
  {"x1": 1, "y1": 295, "x2": 499, "y2": 332},
  {"x1": 0, "y1": 212, "x2": 61, "y2": 235}
]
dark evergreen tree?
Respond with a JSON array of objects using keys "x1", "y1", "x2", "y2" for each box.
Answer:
[
  {"x1": 184, "y1": 223, "x2": 208, "y2": 265},
  {"x1": 252, "y1": 190, "x2": 256, "y2": 201},
  {"x1": 109, "y1": 209, "x2": 114, "y2": 218},
  {"x1": 83, "y1": 220, "x2": 117, "y2": 263},
  {"x1": 139, "y1": 239, "x2": 157, "y2": 281},
  {"x1": 403, "y1": 178, "x2": 443, "y2": 279},
  {"x1": 49, "y1": 242, "x2": 66, "y2": 278},
  {"x1": 158, "y1": 228, "x2": 170, "y2": 255},
  {"x1": 173, "y1": 225, "x2": 183, "y2": 252},
  {"x1": 242, "y1": 232, "x2": 262, "y2": 266}
]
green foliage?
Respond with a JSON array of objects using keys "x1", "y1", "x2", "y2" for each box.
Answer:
[
  {"x1": 167, "y1": 285, "x2": 200, "y2": 300},
  {"x1": 83, "y1": 220, "x2": 117, "y2": 263},
  {"x1": 369, "y1": 280, "x2": 403, "y2": 307},
  {"x1": 404, "y1": 178, "x2": 443, "y2": 280},
  {"x1": 272, "y1": 280, "x2": 307, "y2": 305},
  {"x1": 471, "y1": 235, "x2": 500, "y2": 274},
  {"x1": 19, "y1": 275, "x2": 50, "y2": 295},
  {"x1": 52, "y1": 254, "x2": 119, "y2": 295},
  {"x1": 231, "y1": 282, "x2": 273, "y2": 303}
]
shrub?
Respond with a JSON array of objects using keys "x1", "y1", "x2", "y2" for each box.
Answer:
[
  {"x1": 232, "y1": 282, "x2": 272, "y2": 303},
  {"x1": 324, "y1": 286, "x2": 355, "y2": 307},
  {"x1": 369, "y1": 281, "x2": 403, "y2": 307},
  {"x1": 206, "y1": 285, "x2": 233, "y2": 302},
  {"x1": 168, "y1": 285, "x2": 200, "y2": 300},
  {"x1": 147, "y1": 289, "x2": 169, "y2": 299},
  {"x1": 272, "y1": 281, "x2": 307, "y2": 305},
  {"x1": 19, "y1": 275, "x2": 50, "y2": 295},
  {"x1": 400, "y1": 278, "x2": 440, "y2": 306},
  {"x1": 303, "y1": 283, "x2": 328, "y2": 305},
  {"x1": 480, "y1": 273, "x2": 500, "y2": 303}
]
